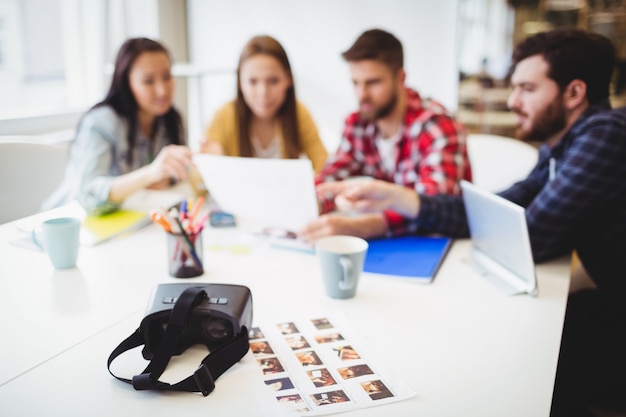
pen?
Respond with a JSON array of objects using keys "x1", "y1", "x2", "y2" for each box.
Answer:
[
  {"x1": 173, "y1": 216, "x2": 203, "y2": 270},
  {"x1": 189, "y1": 195, "x2": 205, "y2": 224},
  {"x1": 168, "y1": 208, "x2": 181, "y2": 232},
  {"x1": 180, "y1": 200, "x2": 188, "y2": 220},
  {"x1": 193, "y1": 212, "x2": 209, "y2": 234},
  {"x1": 149, "y1": 210, "x2": 172, "y2": 233}
]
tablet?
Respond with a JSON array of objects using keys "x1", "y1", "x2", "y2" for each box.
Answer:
[{"x1": 461, "y1": 180, "x2": 537, "y2": 296}]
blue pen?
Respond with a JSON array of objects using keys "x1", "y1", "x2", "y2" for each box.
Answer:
[
  {"x1": 173, "y1": 216, "x2": 203, "y2": 270},
  {"x1": 180, "y1": 200, "x2": 188, "y2": 220}
]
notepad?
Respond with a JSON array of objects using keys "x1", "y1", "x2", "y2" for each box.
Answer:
[
  {"x1": 363, "y1": 236, "x2": 452, "y2": 283},
  {"x1": 79, "y1": 189, "x2": 184, "y2": 246},
  {"x1": 13, "y1": 189, "x2": 184, "y2": 248},
  {"x1": 80, "y1": 209, "x2": 148, "y2": 246}
]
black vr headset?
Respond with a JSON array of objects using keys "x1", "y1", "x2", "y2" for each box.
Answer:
[{"x1": 107, "y1": 283, "x2": 252, "y2": 396}]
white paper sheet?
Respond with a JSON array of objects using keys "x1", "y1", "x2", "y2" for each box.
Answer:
[{"x1": 193, "y1": 155, "x2": 319, "y2": 232}]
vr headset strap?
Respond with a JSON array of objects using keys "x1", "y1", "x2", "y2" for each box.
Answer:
[{"x1": 107, "y1": 286, "x2": 249, "y2": 396}]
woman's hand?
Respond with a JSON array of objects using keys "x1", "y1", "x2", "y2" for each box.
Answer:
[
  {"x1": 199, "y1": 139, "x2": 224, "y2": 155},
  {"x1": 147, "y1": 144, "x2": 193, "y2": 184},
  {"x1": 108, "y1": 145, "x2": 192, "y2": 204}
]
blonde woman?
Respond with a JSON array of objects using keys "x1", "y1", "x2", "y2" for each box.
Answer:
[{"x1": 200, "y1": 35, "x2": 327, "y2": 172}]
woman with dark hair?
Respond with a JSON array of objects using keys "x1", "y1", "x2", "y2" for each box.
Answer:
[
  {"x1": 43, "y1": 37, "x2": 193, "y2": 214},
  {"x1": 200, "y1": 35, "x2": 327, "y2": 172}
]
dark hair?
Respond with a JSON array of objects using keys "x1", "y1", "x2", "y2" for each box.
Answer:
[
  {"x1": 96, "y1": 37, "x2": 184, "y2": 165},
  {"x1": 235, "y1": 35, "x2": 301, "y2": 159},
  {"x1": 341, "y1": 29, "x2": 404, "y2": 73},
  {"x1": 508, "y1": 28, "x2": 615, "y2": 104}
]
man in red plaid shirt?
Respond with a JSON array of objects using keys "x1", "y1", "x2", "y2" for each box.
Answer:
[{"x1": 300, "y1": 29, "x2": 472, "y2": 241}]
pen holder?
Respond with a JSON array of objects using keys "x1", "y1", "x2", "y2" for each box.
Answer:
[{"x1": 166, "y1": 229, "x2": 204, "y2": 278}]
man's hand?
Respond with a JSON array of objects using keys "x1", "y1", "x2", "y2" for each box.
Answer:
[
  {"x1": 298, "y1": 212, "x2": 387, "y2": 243},
  {"x1": 316, "y1": 179, "x2": 420, "y2": 218}
]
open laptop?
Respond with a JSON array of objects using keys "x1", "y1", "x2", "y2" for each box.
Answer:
[{"x1": 460, "y1": 180, "x2": 538, "y2": 296}]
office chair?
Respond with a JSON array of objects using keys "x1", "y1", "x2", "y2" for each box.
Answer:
[
  {"x1": 466, "y1": 133, "x2": 538, "y2": 193},
  {"x1": 0, "y1": 140, "x2": 68, "y2": 224}
]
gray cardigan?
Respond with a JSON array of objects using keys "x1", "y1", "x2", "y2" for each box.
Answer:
[{"x1": 42, "y1": 105, "x2": 171, "y2": 214}]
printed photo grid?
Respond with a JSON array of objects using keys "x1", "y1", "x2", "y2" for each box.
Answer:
[{"x1": 248, "y1": 314, "x2": 414, "y2": 416}]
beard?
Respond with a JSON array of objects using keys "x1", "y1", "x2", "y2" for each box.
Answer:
[
  {"x1": 359, "y1": 90, "x2": 398, "y2": 121},
  {"x1": 515, "y1": 96, "x2": 567, "y2": 142}
]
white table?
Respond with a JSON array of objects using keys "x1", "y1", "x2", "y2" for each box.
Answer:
[{"x1": 0, "y1": 210, "x2": 571, "y2": 417}]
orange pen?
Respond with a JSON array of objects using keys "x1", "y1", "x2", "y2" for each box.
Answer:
[
  {"x1": 149, "y1": 210, "x2": 172, "y2": 233},
  {"x1": 188, "y1": 195, "x2": 205, "y2": 224}
]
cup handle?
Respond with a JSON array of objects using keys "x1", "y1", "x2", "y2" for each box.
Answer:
[
  {"x1": 338, "y1": 256, "x2": 353, "y2": 290},
  {"x1": 31, "y1": 227, "x2": 44, "y2": 252}
]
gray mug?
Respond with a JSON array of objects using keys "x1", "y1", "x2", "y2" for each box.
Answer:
[{"x1": 315, "y1": 235, "x2": 368, "y2": 299}]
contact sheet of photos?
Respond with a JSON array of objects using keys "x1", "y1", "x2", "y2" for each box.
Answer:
[{"x1": 248, "y1": 313, "x2": 415, "y2": 416}]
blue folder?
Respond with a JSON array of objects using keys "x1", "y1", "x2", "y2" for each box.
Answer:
[{"x1": 363, "y1": 236, "x2": 452, "y2": 283}]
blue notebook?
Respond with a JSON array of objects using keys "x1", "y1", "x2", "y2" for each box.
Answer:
[{"x1": 363, "y1": 236, "x2": 452, "y2": 283}]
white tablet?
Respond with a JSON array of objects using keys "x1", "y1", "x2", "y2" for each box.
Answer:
[{"x1": 461, "y1": 180, "x2": 537, "y2": 296}]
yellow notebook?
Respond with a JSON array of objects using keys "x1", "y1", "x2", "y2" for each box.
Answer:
[
  {"x1": 13, "y1": 190, "x2": 184, "y2": 249},
  {"x1": 81, "y1": 209, "x2": 149, "y2": 246},
  {"x1": 80, "y1": 190, "x2": 184, "y2": 246}
]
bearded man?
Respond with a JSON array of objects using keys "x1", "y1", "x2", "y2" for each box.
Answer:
[
  {"x1": 300, "y1": 29, "x2": 471, "y2": 240},
  {"x1": 312, "y1": 28, "x2": 626, "y2": 416}
]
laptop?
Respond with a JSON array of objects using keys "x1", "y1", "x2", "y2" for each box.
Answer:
[{"x1": 460, "y1": 180, "x2": 538, "y2": 296}]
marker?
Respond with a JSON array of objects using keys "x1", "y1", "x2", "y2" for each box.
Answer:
[
  {"x1": 180, "y1": 200, "x2": 188, "y2": 220},
  {"x1": 193, "y1": 213, "x2": 209, "y2": 234},
  {"x1": 167, "y1": 208, "x2": 182, "y2": 233},
  {"x1": 149, "y1": 210, "x2": 172, "y2": 233},
  {"x1": 173, "y1": 216, "x2": 203, "y2": 270},
  {"x1": 189, "y1": 195, "x2": 205, "y2": 224}
]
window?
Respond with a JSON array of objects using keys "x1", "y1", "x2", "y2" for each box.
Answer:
[
  {"x1": 0, "y1": 18, "x2": 5, "y2": 67},
  {"x1": 0, "y1": 0, "x2": 67, "y2": 118},
  {"x1": 0, "y1": 0, "x2": 106, "y2": 132}
]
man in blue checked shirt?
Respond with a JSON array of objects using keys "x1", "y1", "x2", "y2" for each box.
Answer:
[{"x1": 315, "y1": 28, "x2": 626, "y2": 416}]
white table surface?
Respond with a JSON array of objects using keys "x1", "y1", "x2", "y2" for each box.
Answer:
[{"x1": 0, "y1": 210, "x2": 571, "y2": 417}]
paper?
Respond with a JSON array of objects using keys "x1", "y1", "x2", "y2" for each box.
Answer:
[
  {"x1": 193, "y1": 155, "x2": 319, "y2": 232},
  {"x1": 363, "y1": 236, "x2": 452, "y2": 283},
  {"x1": 248, "y1": 312, "x2": 415, "y2": 416}
]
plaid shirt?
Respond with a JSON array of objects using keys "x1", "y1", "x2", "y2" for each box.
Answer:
[
  {"x1": 316, "y1": 88, "x2": 472, "y2": 236},
  {"x1": 417, "y1": 102, "x2": 626, "y2": 314}
]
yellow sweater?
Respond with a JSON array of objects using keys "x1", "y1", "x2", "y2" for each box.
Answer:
[{"x1": 203, "y1": 100, "x2": 328, "y2": 173}]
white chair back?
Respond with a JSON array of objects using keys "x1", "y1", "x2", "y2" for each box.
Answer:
[
  {"x1": 466, "y1": 134, "x2": 538, "y2": 193},
  {"x1": 0, "y1": 141, "x2": 68, "y2": 224}
]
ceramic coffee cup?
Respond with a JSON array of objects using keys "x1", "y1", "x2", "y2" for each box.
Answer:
[
  {"x1": 315, "y1": 235, "x2": 368, "y2": 299},
  {"x1": 34, "y1": 217, "x2": 81, "y2": 269}
]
